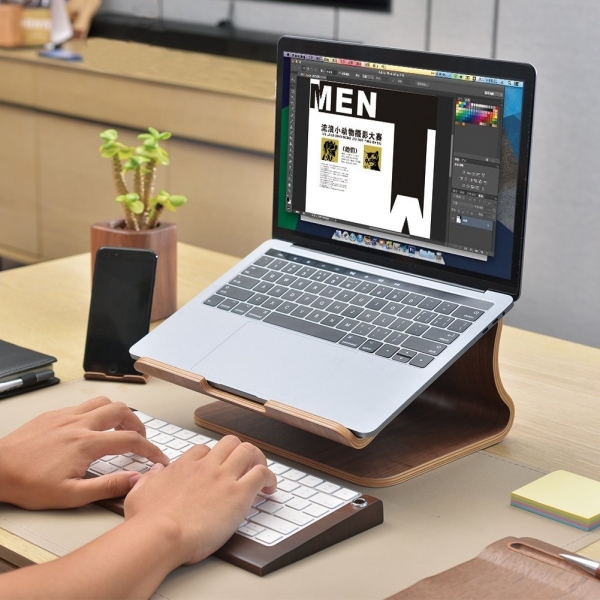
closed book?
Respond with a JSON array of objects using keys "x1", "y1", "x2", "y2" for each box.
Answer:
[{"x1": 0, "y1": 339, "x2": 59, "y2": 399}]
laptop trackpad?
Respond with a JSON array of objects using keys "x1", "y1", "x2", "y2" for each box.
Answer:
[{"x1": 190, "y1": 320, "x2": 403, "y2": 435}]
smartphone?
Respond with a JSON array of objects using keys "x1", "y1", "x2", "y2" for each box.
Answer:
[{"x1": 83, "y1": 247, "x2": 157, "y2": 378}]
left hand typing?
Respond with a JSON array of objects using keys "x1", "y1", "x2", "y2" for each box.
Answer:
[{"x1": 0, "y1": 396, "x2": 169, "y2": 509}]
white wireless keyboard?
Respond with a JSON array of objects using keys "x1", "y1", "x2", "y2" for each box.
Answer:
[{"x1": 88, "y1": 410, "x2": 383, "y2": 575}]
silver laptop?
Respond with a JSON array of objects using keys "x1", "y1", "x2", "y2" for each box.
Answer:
[{"x1": 131, "y1": 36, "x2": 535, "y2": 439}]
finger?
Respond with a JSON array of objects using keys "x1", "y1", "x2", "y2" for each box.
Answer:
[
  {"x1": 175, "y1": 443, "x2": 211, "y2": 463},
  {"x1": 71, "y1": 396, "x2": 113, "y2": 414},
  {"x1": 206, "y1": 435, "x2": 243, "y2": 464},
  {"x1": 69, "y1": 471, "x2": 140, "y2": 506},
  {"x1": 240, "y1": 463, "x2": 278, "y2": 496},
  {"x1": 85, "y1": 402, "x2": 146, "y2": 437},
  {"x1": 89, "y1": 430, "x2": 169, "y2": 465},
  {"x1": 223, "y1": 442, "x2": 269, "y2": 479}
]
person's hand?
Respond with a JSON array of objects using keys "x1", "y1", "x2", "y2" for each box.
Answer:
[
  {"x1": 0, "y1": 397, "x2": 169, "y2": 509},
  {"x1": 124, "y1": 435, "x2": 277, "y2": 566}
]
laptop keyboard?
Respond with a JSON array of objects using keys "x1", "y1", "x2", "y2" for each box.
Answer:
[
  {"x1": 204, "y1": 249, "x2": 490, "y2": 368},
  {"x1": 88, "y1": 411, "x2": 363, "y2": 547}
]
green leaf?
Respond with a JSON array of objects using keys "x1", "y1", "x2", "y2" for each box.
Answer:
[
  {"x1": 148, "y1": 127, "x2": 160, "y2": 138},
  {"x1": 129, "y1": 200, "x2": 145, "y2": 214},
  {"x1": 158, "y1": 131, "x2": 172, "y2": 140},
  {"x1": 168, "y1": 194, "x2": 187, "y2": 207},
  {"x1": 99, "y1": 129, "x2": 118, "y2": 141}
]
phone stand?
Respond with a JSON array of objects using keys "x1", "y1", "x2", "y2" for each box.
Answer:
[
  {"x1": 84, "y1": 371, "x2": 149, "y2": 384},
  {"x1": 136, "y1": 322, "x2": 513, "y2": 487}
]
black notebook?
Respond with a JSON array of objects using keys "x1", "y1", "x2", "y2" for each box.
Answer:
[{"x1": 0, "y1": 339, "x2": 59, "y2": 399}]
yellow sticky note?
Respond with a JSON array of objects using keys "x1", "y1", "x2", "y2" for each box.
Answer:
[{"x1": 511, "y1": 470, "x2": 600, "y2": 530}]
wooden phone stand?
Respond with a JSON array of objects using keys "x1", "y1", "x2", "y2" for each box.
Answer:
[{"x1": 135, "y1": 322, "x2": 513, "y2": 487}]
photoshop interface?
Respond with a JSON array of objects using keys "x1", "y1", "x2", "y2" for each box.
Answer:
[{"x1": 284, "y1": 53, "x2": 519, "y2": 260}]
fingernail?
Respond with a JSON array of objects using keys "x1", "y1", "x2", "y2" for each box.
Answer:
[
  {"x1": 150, "y1": 462, "x2": 164, "y2": 471},
  {"x1": 128, "y1": 472, "x2": 141, "y2": 487}
]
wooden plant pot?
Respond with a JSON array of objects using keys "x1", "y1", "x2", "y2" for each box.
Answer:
[{"x1": 90, "y1": 219, "x2": 177, "y2": 322}]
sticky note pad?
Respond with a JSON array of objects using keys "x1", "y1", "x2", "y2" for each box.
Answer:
[{"x1": 511, "y1": 470, "x2": 600, "y2": 531}]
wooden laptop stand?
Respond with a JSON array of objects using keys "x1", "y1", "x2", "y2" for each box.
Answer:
[{"x1": 135, "y1": 321, "x2": 513, "y2": 487}]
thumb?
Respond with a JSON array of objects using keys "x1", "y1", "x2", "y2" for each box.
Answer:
[{"x1": 73, "y1": 471, "x2": 140, "y2": 505}]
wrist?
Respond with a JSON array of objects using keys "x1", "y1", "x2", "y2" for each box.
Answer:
[{"x1": 125, "y1": 513, "x2": 192, "y2": 570}]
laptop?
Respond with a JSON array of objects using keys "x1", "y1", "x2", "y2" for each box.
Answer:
[{"x1": 131, "y1": 36, "x2": 535, "y2": 440}]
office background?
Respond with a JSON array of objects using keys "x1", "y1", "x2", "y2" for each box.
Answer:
[{"x1": 2, "y1": 0, "x2": 599, "y2": 350}]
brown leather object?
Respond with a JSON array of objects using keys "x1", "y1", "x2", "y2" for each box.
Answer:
[{"x1": 389, "y1": 536, "x2": 600, "y2": 599}]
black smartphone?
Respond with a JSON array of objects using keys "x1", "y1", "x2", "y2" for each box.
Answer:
[{"x1": 83, "y1": 247, "x2": 157, "y2": 378}]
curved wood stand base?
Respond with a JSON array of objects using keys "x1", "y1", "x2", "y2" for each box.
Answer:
[{"x1": 194, "y1": 322, "x2": 514, "y2": 487}]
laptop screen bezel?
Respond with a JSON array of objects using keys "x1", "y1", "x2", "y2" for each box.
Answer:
[{"x1": 272, "y1": 35, "x2": 536, "y2": 300}]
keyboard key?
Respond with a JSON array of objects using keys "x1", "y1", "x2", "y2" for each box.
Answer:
[
  {"x1": 265, "y1": 311, "x2": 346, "y2": 342},
  {"x1": 267, "y1": 491, "x2": 294, "y2": 504},
  {"x1": 217, "y1": 298, "x2": 238, "y2": 311},
  {"x1": 381, "y1": 302, "x2": 403, "y2": 316},
  {"x1": 316, "y1": 482, "x2": 340, "y2": 494},
  {"x1": 134, "y1": 412, "x2": 153, "y2": 424},
  {"x1": 371, "y1": 285, "x2": 393, "y2": 298},
  {"x1": 262, "y1": 297, "x2": 283, "y2": 310},
  {"x1": 296, "y1": 266, "x2": 316, "y2": 278},
  {"x1": 260, "y1": 501, "x2": 285, "y2": 514},
  {"x1": 359, "y1": 339, "x2": 382, "y2": 353},
  {"x1": 230, "y1": 275, "x2": 259, "y2": 289},
  {"x1": 339, "y1": 334, "x2": 367, "y2": 349},
  {"x1": 356, "y1": 310, "x2": 379, "y2": 323},
  {"x1": 282, "y1": 289, "x2": 302, "y2": 302},
  {"x1": 253, "y1": 256, "x2": 273, "y2": 267},
  {"x1": 242, "y1": 265, "x2": 269, "y2": 278},
  {"x1": 328, "y1": 301, "x2": 348, "y2": 314},
  {"x1": 269, "y1": 463, "x2": 290, "y2": 475},
  {"x1": 281, "y1": 263, "x2": 302, "y2": 275},
  {"x1": 276, "y1": 506, "x2": 314, "y2": 526},
  {"x1": 414, "y1": 311, "x2": 436, "y2": 324},
  {"x1": 216, "y1": 285, "x2": 253, "y2": 302},
  {"x1": 365, "y1": 298, "x2": 388, "y2": 311},
  {"x1": 355, "y1": 281, "x2": 377, "y2": 293},
  {"x1": 311, "y1": 297, "x2": 333, "y2": 310},
  {"x1": 447, "y1": 318, "x2": 472, "y2": 333},
  {"x1": 320, "y1": 286, "x2": 340, "y2": 298},
  {"x1": 306, "y1": 310, "x2": 329, "y2": 322},
  {"x1": 291, "y1": 305, "x2": 312, "y2": 318},
  {"x1": 247, "y1": 293, "x2": 270, "y2": 305},
  {"x1": 391, "y1": 353, "x2": 410, "y2": 363},
  {"x1": 405, "y1": 323, "x2": 429, "y2": 336},
  {"x1": 321, "y1": 314, "x2": 344, "y2": 327},
  {"x1": 386, "y1": 289, "x2": 408, "y2": 302},
  {"x1": 304, "y1": 503, "x2": 329, "y2": 518},
  {"x1": 299, "y1": 475, "x2": 323, "y2": 487},
  {"x1": 89, "y1": 461, "x2": 119, "y2": 475},
  {"x1": 353, "y1": 323, "x2": 375, "y2": 336},
  {"x1": 389, "y1": 317, "x2": 411, "y2": 331},
  {"x1": 290, "y1": 278, "x2": 311, "y2": 290},
  {"x1": 335, "y1": 290, "x2": 357, "y2": 303},
  {"x1": 294, "y1": 486, "x2": 318, "y2": 499},
  {"x1": 287, "y1": 497, "x2": 312, "y2": 510},
  {"x1": 435, "y1": 301, "x2": 459, "y2": 315},
  {"x1": 349, "y1": 293, "x2": 372, "y2": 307},
  {"x1": 252, "y1": 281, "x2": 274, "y2": 294},
  {"x1": 385, "y1": 331, "x2": 408, "y2": 346},
  {"x1": 296, "y1": 293, "x2": 319, "y2": 305},
  {"x1": 324, "y1": 274, "x2": 346, "y2": 286},
  {"x1": 283, "y1": 469, "x2": 306, "y2": 481},
  {"x1": 231, "y1": 302, "x2": 252, "y2": 315},
  {"x1": 409, "y1": 354, "x2": 435, "y2": 368},
  {"x1": 246, "y1": 307, "x2": 270, "y2": 320},
  {"x1": 402, "y1": 336, "x2": 446, "y2": 356},
  {"x1": 375, "y1": 344, "x2": 400, "y2": 358},
  {"x1": 333, "y1": 488, "x2": 360, "y2": 501},
  {"x1": 160, "y1": 424, "x2": 181, "y2": 435},
  {"x1": 402, "y1": 293, "x2": 425, "y2": 306},
  {"x1": 423, "y1": 328, "x2": 460, "y2": 344},
  {"x1": 174, "y1": 429, "x2": 196, "y2": 440},
  {"x1": 268, "y1": 259, "x2": 288, "y2": 270},
  {"x1": 305, "y1": 281, "x2": 327, "y2": 294},
  {"x1": 278, "y1": 274, "x2": 297, "y2": 287},
  {"x1": 418, "y1": 297, "x2": 442, "y2": 310},
  {"x1": 147, "y1": 418, "x2": 167, "y2": 429},
  {"x1": 250, "y1": 513, "x2": 298, "y2": 535},
  {"x1": 266, "y1": 286, "x2": 286, "y2": 298},
  {"x1": 452, "y1": 306, "x2": 485, "y2": 321},
  {"x1": 336, "y1": 318, "x2": 359, "y2": 332},
  {"x1": 255, "y1": 529, "x2": 283, "y2": 544},
  {"x1": 398, "y1": 306, "x2": 420, "y2": 319},
  {"x1": 278, "y1": 479, "x2": 301, "y2": 492},
  {"x1": 275, "y1": 301, "x2": 297, "y2": 314},
  {"x1": 204, "y1": 294, "x2": 224, "y2": 307},
  {"x1": 373, "y1": 313, "x2": 396, "y2": 327},
  {"x1": 262, "y1": 271, "x2": 282, "y2": 283},
  {"x1": 309, "y1": 270, "x2": 330, "y2": 282},
  {"x1": 110, "y1": 456, "x2": 134, "y2": 468},
  {"x1": 189, "y1": 434, "x2": 211, "y2": 445},
  {"x1": 340, "y1": 278, "x2": 361, "y2": 289},
  {"x1": 432, "y1": 315, "x2": 454, "y2": 328},
  {"x1": 341, "y1": 305, "x2": 363, "y2": 318},
  {"x1": 368, "y1": 327, "x2": 391, "y2": 341},
  {"x1": 311, "y1": 493, "x2": 344, "y2": 509}
]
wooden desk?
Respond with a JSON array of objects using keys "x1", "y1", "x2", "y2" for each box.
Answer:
[{"x1": 1, "y1": 244, "x2": 600, "y2": 590}]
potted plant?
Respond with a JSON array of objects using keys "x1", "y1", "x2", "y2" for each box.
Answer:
[{"x1": 91, "y1": 127, "x2": 187, "y2": 321}]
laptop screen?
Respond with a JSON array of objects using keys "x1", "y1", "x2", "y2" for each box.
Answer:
[{"x1": 273, "y1": 37, "x2": 535, "y2": 298}]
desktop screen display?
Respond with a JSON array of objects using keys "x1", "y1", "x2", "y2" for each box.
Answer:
[{"x1": 276, "y1": 43, "x2": 532, "y2": 293}]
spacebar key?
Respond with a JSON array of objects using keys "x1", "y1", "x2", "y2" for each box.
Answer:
[{"x1": 264, "y1": 313, "x2": 346, "y2": 343}]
